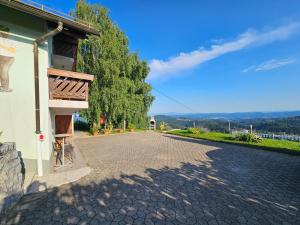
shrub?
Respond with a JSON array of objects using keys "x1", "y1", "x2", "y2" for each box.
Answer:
[
  {"x1": 235, "y1": 133, "x2": 262, "y2": 143},
  {"x1": 187, "y1": 127, "x2": 204, "y2": 134},
  {"x1": 159, "y1": 121, "x2": 168, "y2": 131},
  {"x1": 128, "y1": 123, "x2": 136, "y2": 130}
]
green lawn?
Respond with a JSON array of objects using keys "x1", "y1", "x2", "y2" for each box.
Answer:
[{"x1": 167, "y1": 130, "x2": 300, "y2": 154}]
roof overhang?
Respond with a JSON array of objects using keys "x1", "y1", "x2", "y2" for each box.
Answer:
[{"x1": 0, "y1": 0, "x2": 99, "y2": 36}]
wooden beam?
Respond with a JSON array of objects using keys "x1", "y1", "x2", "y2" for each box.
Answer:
[{"x1": 48, "y1": 68, "x2": 94, "y2": 81}]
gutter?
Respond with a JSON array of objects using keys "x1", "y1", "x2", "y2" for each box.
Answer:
[
  {"x1": 0, "y1": 0, "x2": 98, "y2": 35},
  {"x1": 33, "y1": 21, "x2": 63, "y2": 176}
]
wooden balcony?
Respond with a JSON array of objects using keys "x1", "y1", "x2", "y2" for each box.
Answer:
[{"x1": 48, "y1": 68, "x2": 94, "y2": 101}]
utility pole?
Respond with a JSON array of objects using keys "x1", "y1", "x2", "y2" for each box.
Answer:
[
  {"x1": 123, "y1": 120, "x2": 126, "y2": 132},
  {"x1": 193, "y1": 121, "x2": 196, "y2": 128},
  {"x1": 228, "y1": 120, "x2": 231, "y2": 133},
  {"x1": 250, "y1": 124, "x2": 253, "y2": 134}
]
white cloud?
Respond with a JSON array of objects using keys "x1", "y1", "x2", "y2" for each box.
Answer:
[
  {"x1": 242, "y1": 65, "x2": 256, "y2": 73},
  {"x1": 210, "y1": 38, "x2": 226, "y2": 44},
  {"x1": 243, "y1": 58, "x2": 297, "y2": 73},
  {"x1": 148, "y1": 22, "x2": 300, "y2": 80}
]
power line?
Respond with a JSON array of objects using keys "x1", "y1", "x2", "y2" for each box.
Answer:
[{"x1": 152, "y1": 87, "x2": 196, "y2": 113}]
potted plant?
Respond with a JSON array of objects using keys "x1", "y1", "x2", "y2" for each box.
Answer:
[
  {"x1": 102, "y1": 123, "x2": 112, "y2": 135},
  {"x1": 89, "y1": 124, "x2": 99, "y2": 136},
  {"x1": 104, "y1": 129, "x2": 110, "y2": 135},
  {"x1": 128, "y1": 123, "x2": 136, "y2": 132}
]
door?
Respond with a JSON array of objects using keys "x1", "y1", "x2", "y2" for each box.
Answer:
[{"x1": 55, "y1": 115, "x2": 72, "y2": 134}]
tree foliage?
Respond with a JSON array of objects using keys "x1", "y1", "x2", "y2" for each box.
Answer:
[{"x1": 74, "y1": 0, "x2": 154, "y2": 129}]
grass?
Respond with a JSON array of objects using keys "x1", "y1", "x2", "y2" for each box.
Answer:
[{"x1": 167, "y1": 130, "x2": 300, "y2": 155}]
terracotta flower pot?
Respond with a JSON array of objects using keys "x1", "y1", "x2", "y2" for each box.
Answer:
[{"x1": 104, "y1": 130, "x2": 109, "y2": 135}]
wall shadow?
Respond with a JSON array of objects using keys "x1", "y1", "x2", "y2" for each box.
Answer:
[{"x1": 1, "y1": 140, "x2": 300, "y2": 225}]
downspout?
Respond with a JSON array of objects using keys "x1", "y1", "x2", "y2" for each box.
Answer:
[
  {"x1": 33, "y1": 21, "x2": 63, "y2": 176},
  {"x1": 34, "y1": 21, "x2": 63, "y2": 134}
]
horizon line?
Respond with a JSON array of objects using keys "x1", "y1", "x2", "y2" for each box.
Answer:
[{"x1": 150, "y1": 109, "x2": 300, "y2": 115}]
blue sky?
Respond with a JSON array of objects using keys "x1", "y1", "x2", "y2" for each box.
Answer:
[{"x1": 37, "y1": 0, "x2": 300, "y2": 114}]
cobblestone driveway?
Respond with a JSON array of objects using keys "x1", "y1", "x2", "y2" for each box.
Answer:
[{"x1": 2, "y1": 132, "x2": 300, "y2": 225}]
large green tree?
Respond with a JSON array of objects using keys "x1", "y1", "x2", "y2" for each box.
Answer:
[{"x1": 74, "y1": 0, "x2": 154, "y2": 129}]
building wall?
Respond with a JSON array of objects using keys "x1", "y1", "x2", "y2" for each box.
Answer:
[{"x1": 0, "y1": 6, "x2": 53, "y2": 173}]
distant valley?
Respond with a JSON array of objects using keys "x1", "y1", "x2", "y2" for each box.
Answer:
[
  {"x1": 155, "y1": 111, "x2": 300, "y2": 135},
  {"x1": 159, "y1": 111, "x2": 300, "y2": 120}
]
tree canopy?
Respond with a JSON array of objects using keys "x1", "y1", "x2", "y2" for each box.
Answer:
[{"x1": 74, "y1": 0, "x2": 154, "y2": 129}]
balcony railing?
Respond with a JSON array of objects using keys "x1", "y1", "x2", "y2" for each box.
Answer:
[{"x1": 48, "y1": 68, "x2": 94, "y2": 101}]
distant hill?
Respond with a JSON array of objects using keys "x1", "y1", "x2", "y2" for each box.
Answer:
[
  {"x1": 160, "y1": 111, "x2": 300, "y2": 120},
  {"x1": 155, "y1": 114, "x2": 300, "y2": 135},
  {"x1": 239, "y1": 116, "x2": 300, "y2": 135}
]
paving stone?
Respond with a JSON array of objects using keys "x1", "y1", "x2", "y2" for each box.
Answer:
[{"x1": 1, "y1": 132, "x2": 300, "y2": 225}]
